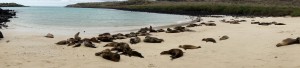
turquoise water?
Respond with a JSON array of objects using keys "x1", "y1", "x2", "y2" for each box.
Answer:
[{"x1": 1, "y1": 6, "x2": 190, "y2": 33}]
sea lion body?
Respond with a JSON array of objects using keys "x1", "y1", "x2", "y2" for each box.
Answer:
[
  {"x1": 276, "y1": 38, "x2": 299, "y2": 47},
  {"x1": 111, "y1": 42, "x2": 132, "y2": 53},
  {"x1": 143, "y1": 36, "x2": 164, "y2": 43},
  {"x1": 202, "y1": 38, "x2": 217, "y2": 43},
  {"x1": 130, "y1": 37, "x2": 141, "y2": 44},
  {"x1": 220, "y1": 35, "x2": 229, "y2": 41},
  {"x1": 179, "y1": 45, "x2": 201, "y2": 50},
  {"x1": 95, "y1": 49, "x2": 120, "y2": 62},
  {"x1": 90, "y1": 37, "x2": 100, "y2": 43},
  {"x1": 160, "y1": 49, "x2": 184, "y2": 60},
  {"x1": 44, "y1": 33, "x2": 54, "y2": 38},
  {"x1": 104, "y1": 42, "x2": 118, "y2": 47},
  {"x1": 166, "y1": 28, "x2": 180, "y2": 33},
  {"x1": 83, "y1": 40, "x2": 97, "y2": 48},
  {"x1": 123, "y1": 51, "x2": 144, "y2": 58},
  {"x1": 56, "y1": 40, "x2": 68, "y2": 45},
  {"x1": 98, "y1": 33, "x2": 114, "y2": 42}
]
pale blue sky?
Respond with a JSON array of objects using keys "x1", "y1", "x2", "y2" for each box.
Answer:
[{"x1": 0, "y1": 0, "x2": 125, "y2": 6}]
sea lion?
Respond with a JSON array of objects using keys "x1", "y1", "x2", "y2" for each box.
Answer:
[
  {"x1": 160, "y1": 49, "x2": 184, "y2": 60},
  {"x1": 157, "y1": 29, "x2": 165, "y2": 32},
  {"x1": 219, "y1": 35, "x2": 229, "y2": 41},
  {"x1": 149, "y1": 26, "x2": 158, "y2": 33},
  {"x1": 73, "y1": 41, "x2": 83, "y2": 48},
  {"x1": 74, "y1": 32, "x2": 81, "y2": 41},
  {"x1": 251, "y1": 22, "x2": 260, "y2": 24},
  {"x1": 95, "y1": 49, "x2": 121, "y2": 62},
  {"x1": 174, "y1": 26, "x2": 186, "y2": 32},
  {"x1": 205, "y1": 23, "x2": 216, "y2": 26},
  {"x1": 130, "y1": 37, "x2": 141, "y2": 44},
  {"x1": 83, "y1": 39, "x2": 97, "y2": 48},
  {"x1": 90, "y1": 37, "x2": 101, "y2": 43},
  {"x1": 56, "y1": 40, "x2": 68, "y2": 45},
  {"x1": 111, "y1": 42, "x2": 133, "y2": 53},
  {"x1": 186, "y1": 24, "x2": 199, "y2": 27},
  {"x1": 258, "y1": 22, "x2": 272, "y2": 26},
  {"x1": 179, "y1": 45, "x2": 201, "y2": 50},
  {"x1": 98, "y1": 33, "x2": 114, "y2": 42},
  {"x1": 104, "y1": 42, "x2": 119, "y2": 47},
  {"x1": 208, "y1": 21, "x2": 215, "y2": 22},
  {"x1": 137, "y1": 32, "x2": 151, "y2": 36},
  {"x1": 202, "y1": 38, "x2": 217, "y2": 43},
  {"x1": 123, "y1": 51, "x2": 144, "y2": 58},
  {"x1": 276, "y1": 38, "x2": 299, "y2": 47},
  {"x1": 0, "y1": 31, "x2": 3, "y2": 38},
  {"x1": 143, "y1": 36, "x2": 164, "y2": 43},
  {"x1": 275, "y1": 23, "x2": 286, "y2": 25},
  {"x1": 67, "y1": 38, "x2": 76, "y2": 46},
  {"x1": 166, "y1": 28, "x2": 180, "y2": 33},
  {"x1": 44, "y1": 33, "x2": 54, "y2": 38},
  {"x1": 125, "y1": 32, "x2": 138, "y2": 37}
]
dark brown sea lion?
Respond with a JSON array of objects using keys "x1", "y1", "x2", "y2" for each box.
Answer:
[
  {"x1": 208, "y1": 21, "x2": 215, "y2": 22},
  {"x1": 174, "y1": 26, "x2": 186, "y2": 32},
  {"x1": 0, "y1": 31, "x2": 3, "y2": 38},
  {"x1": 143, "y1": 36, "x2": 164, "y2": 43},
  {"x1": 251, "y1": 22, "x2": 260, "y2": 24},
  {"x1": 186, "y1": 24, "x2": 199, "y2": 27},
  {"x1": 130, "y1": 37, "x2": 141, "y2": 44},
  {"x1": 160, "y1": 49, "x2": 184, "y2": 60},
  {"x1": 205, "y1": 23, "x2": 216, "y2": 26},
  {"x1": 73, "y1": 41, "x2": 83, "y2": 48},
  {"x1": 111, "y1": 42, "x2": 132, "y2": 53},
  {"x1": 258, "y1": 22, "x2": 272, "y2": 26},
  {"x1": 56, "y1": 40, "x2": 68, "y2": 45},
  {"x1": 74, "y1": 32, "x2": 81, "y2": 41},
  {"x1": 275, "y1": 23, "x2": 286, "y2": 25},
  {"x1": 166, "y1": 28, "x2": 180, "y2": 33},
  {"x1": 90, "y1": 37, "x2": 101, "y2": 43},
  {"x1": 104, "y1": 42, "x2": 119, "y2": 47},
  {"x1": 137, "y1": 32, "x2": 151, "y2": 36},
  {"x1": 276, "y1": 38, "x2": 300, "y2": 47},
  {"x1": 44, "y1": 33, "x2": 54, "y2": 38},
  {"x1": 83, "y1": 39, "x2": 97, "y2": 48},
  {"x1": 95, "y1": 49, "x2": 121, "y2": 62},
  {"x1": 202, "y1": 38, "x2": 217, "y2": 43},
  {"x1": 98, "y1": 33, "x2": 114, "y2": 42},
  {"x1": 219, "y1": 35, "x2": 229, "y2": 41},
  {"x1": 157, "y1": 29, "x2": 165, "y2": 32},
  {"x1": 149, "y1": 26, "x2": 158, "y2": 33},
  {"x1": 125, "y1": 32, "x2": 138, "y2": 38},
  {"x1": 179, "y1": 45, "x2": 201, "y2": 50},
  {"x1": 122, "y1": 51, "x2": 144, "y2": 58}
]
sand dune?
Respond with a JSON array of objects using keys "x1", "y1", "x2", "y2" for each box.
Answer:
[{"x1": 1, "y1": 17, "x2": 300, "y2": 68}]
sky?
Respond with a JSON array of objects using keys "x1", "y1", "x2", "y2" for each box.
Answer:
[{"x1": 0, "y1": 0, "x2": 125, "y2": 6}]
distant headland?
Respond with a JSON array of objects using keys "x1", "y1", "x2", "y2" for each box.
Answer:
[{"x1": 0, "y1": 3, "x2": 28, "y2": 7}]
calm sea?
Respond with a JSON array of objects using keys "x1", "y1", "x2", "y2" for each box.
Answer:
[{"x1": 1, "y1": 6, "x2": 190, "y2": 33}]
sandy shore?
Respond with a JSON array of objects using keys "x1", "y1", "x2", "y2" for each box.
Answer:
[{"x1": 1, "y1": 16, "x2": 300, "y2": 68}]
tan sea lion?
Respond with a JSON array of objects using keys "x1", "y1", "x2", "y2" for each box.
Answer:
[
  {"x1": 44, "y1": 33, "x2": 54, "y2": 38},
  {"x1": 143, "y1": 36, "x2": 164, "y2": 43},
  {"x1": 202, "y1": 38, "x2": 217, "y2": 43},
  {"x1": 276, "y1": 38, "x2": 299, "y2": 47},
  {"x1": 179, "y1": 45, "x2": 201, "y2": 50},
  {"x1": 160, "y1": 48, "x2": 184, "y2": 60},
  {"x1": 95, "y1": 49, "x2": 120, "y2": 62}
]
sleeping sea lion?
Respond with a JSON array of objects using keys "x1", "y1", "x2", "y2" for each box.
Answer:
[
  {"x1": 179, "y1": 45, "x2": 201, "y2": 50},
  {"x1": 219, "y1": 35, "x2": 229, "y2": 41},
  {"x1": 130, "y1": 37, "x2": 141, "y2": 44},
  {"x1": 202, "y1": 38, "x2": 217, "y2": 43},
  {"x1": 160, "y1": 48, "x2": 184, "y2": 60},
  {"x1": 95, "y1": 49, "x2": 121, "y2": 62}
]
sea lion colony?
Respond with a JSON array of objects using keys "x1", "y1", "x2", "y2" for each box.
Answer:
[{"x1": 52, "y1": 18, "x2": 290, "y2": 62}]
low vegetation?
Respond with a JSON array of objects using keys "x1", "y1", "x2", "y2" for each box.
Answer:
[
  {"x1": 66, "y1": 0, "x2": 300, "y2": 17},
  {"x1": 0, "y1": 3, "x2": 27, "y2": 7}
]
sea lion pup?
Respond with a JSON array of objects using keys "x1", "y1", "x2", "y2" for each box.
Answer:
[
  {"x1": 143, "y1": 36, "x2": 164, "y2": 43},
  {"x1": 98, "y1": 33, "x2": 114, "y2": 42},
  {"x1": 130, "y1": 37, "x2": 141, "y2": 44},
  {"x1": 166, "y1": 28, "x2": 180, "y2": 33},
  {"x1": 202, "y1": 38, "x2": 217, "y2": 43},
  {"x1": 157, "y1": 29, "x2": 165, "y2": 32},
  {"x1": 205, "y1": 23, "x2": 217, "y2": 26},
  {"x1": 56, "y1": 40, "x2": 68, "y2": 45},
  {"x1": 44, "y1": 33, "x2": 54, "y2": 38},
  {"x1": 251, "y1": 22, "x2": 260, "y2": 24},
  {"x1": 90, "y1": 37, "x2": 100, "y2": 43},
  {"x1": 83, "y1": 38, "x2": 97, "y2": 48},
  {"x1": 179, "y1": 45, "x2": 201, "y2": 50},
  {"x1": 219, "y1": 35, "x2": 229, "y2": 41},
  {"x1": 104, "y1": 42, "x2": 119, "y2": 47},
  {"x1": 0, "y1": 31, "x2": 3, "y2": 38},
  {"x1": 111, "y1": 42, "x2": 133, "y2": 53},
  {"x1": 95, "y1": 49, "x2": 121, "y2": 62},
  {"x1": 276, "y1": 38, "x2": 299, "y2": 47},
  {"x1": 160, "y1": 49, "x2": 184, "y2": 60}
]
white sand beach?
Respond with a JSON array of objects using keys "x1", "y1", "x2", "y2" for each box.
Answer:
[{"x1": 1, "y1": 17, "x2": 300, "y2": 68}]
